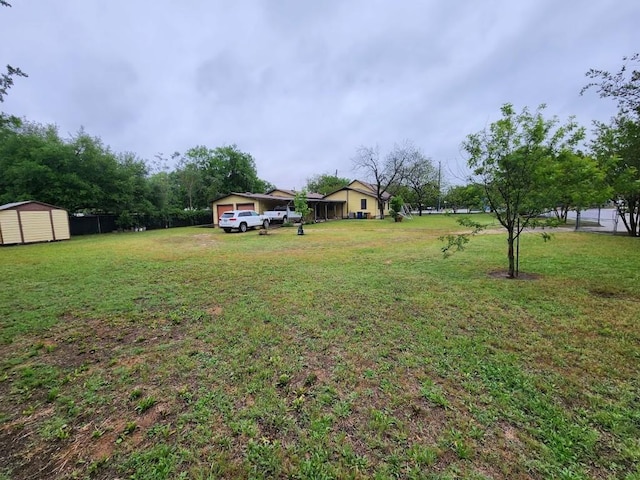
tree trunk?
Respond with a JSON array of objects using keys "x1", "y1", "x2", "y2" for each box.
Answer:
[
  {"x1": 507, "y1": 229, "x2": 516, "y2": 278},
  {"x1": 630, "y1": 198, "x2": 639, "y2": 236}
]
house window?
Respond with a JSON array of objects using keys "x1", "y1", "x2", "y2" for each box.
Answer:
[{"x1": 361, "y1": 199, "x2": 367, "y2": 210}]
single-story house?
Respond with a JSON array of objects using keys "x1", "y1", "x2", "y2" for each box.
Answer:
[
  {"x1": 323, "y1": 180, "x2": 391, "y2": 219},
  {"x1": 212, "y1": 191, "x2": 344, "y2": 225},
  {"x1": 0, "y1": 201, "x2": 70, "y2": 245},
  {"x1": 210, "y1": 180, "x2": 391, "y2": 226}
]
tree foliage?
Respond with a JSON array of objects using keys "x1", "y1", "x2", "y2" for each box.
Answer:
[
  {"x1": 389, "y1": 195, "x2": 404, "y2": 220},
  {"x1": 401, "y1": 151, "x2": 438, "y2": 215},
  {"x1": 544, "y1": 151, "x2": 609, "y2": 223},
  {"x1": 305, "y1": 173, "x2": 350, "y2": 195},
  {"x1": 463, "y1": 103, "x2": 584, "y2": 278},
  {"x1": 584, "y1": 54, "x2": 640, "y2": 236},
  {"x1": 591, "y1": 115, "x2": 640, "y2": 236},
  {"x1": 582, "y1": 53, "x2": 640, "y2": 117},
  {"x1": 293, "y1": 189, "x2": 312, "y2": 222},
  {"x1": 1, "y1": 2, "x2": 27, "y2": 103},
  {"x1": 0, "y1": 115, "x2": 272, "y2": 230},
  {"x1": 174, "y1": 145, "x2": 272, "y2": 208},
  {"x1": 443, "y1": 184, "x2": 485, "y2": 213}
]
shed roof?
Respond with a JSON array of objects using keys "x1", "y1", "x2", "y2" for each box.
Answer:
[{"x1": 0, "y1": 201, "x2": 65, "y2": 211}]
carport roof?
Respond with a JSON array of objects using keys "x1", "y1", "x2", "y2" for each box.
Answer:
[{"x1": 213, "y1": 191, "x2": 328, "y2": 202}]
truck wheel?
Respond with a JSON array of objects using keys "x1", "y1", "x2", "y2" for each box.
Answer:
[
  {"x1": 282, "y1": 216, "x2": 287, "y2": 223},
  {"x1": 262, "y1": 220, "x2": 269, "y2": 229},
  {"x1": 239, "y1": 222, "x2": 248, "y2": 233}
]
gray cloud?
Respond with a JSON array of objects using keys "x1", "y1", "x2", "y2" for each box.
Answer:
[{"x1": 1, "y1": 0, "x2": 638, "y2": 188}]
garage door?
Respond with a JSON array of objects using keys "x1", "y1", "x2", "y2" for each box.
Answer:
[
  {"x1": 237, "y1": 203, "x2": 255, "y2": 211},
  {"x1": 216, "y1": 204, "x2": 234, "y2": 225}
]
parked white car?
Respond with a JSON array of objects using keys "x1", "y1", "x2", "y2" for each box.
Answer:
[{"x1": 219, "y1": 210, "x2": 269, "y2": 233}]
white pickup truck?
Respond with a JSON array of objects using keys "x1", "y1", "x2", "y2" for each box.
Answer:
[{"x1": 262, "y1": 205, "x2": 302, "y2": 223}]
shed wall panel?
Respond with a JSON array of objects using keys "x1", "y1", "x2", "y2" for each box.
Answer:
[
  {"x1": 51, "y1": 210, "x2": 71, "y2": 240},
  {"x1": 21, "y1": 211, "x2": 53, "y2": 243},
  {"x1": 0, "y1": 210, "x2": 22, "y2": 245}
]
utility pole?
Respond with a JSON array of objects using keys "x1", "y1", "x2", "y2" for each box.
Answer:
[{"x1": 437, "y1": 161, "x2": 442, "y2": 211}]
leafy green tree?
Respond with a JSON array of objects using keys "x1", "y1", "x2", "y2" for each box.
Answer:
[
  {"x1": 111, "y1": 152, "x2": 154, "y2": 228},
  {"x1": 444, "y1": 184, "x2": 484, "y2": 213},
  {"x1": 293, "y1": 189, "x2": 312, "y2": 234},
  {"x1": 389, "y1": 195, "x2": 404, "y2": 221},
  {"x1": 462, "y1": 103, "x2": 584, "y2": 278},
  {"x1": 0, "y1": 122, "x2": 106, "y2": 211},
  {"x1": 583, "y1": 54, "x2": 640, "y2": 236},
  {"x1": 545, "y1": 151, "x2": 610, "y2": 223},
  {"x1": 402, "y1": 153, "x2": 438, "y2": 215},
  {"x1": 306, "y1": 173, "x2": 350, "y2": 195},
  {"x1": 213, "y1": 145, "x2": 269, "y2": 194},
  {"x1": 174, "y1": 153, "x2": 204, "y2": 210},
  {"x1": 182, "y1": 144, "x2": 271, "y2": 207},
  {"x1": 591, "y1": 115, "x2": 640, "y2": 236}
]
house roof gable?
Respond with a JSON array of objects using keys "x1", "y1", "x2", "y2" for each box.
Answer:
[{"x1": 324, "y1": 180, "x2": 391, "y2": 200}]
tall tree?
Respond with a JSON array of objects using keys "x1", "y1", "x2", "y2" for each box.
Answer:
[
  {"x1": 591, "y1": 115, "x2": 640, "y2": 236},
  {"x1": 352, "y1": 142, "x2": 411, "y2": 219},
  {"x1": 306, "y1": 173, "x2": 350, "y2": 195},
  {"x1": 183, "y1": 144, "x2": 271, "y2": 205},
  {"x1": 174, "y1": 153, "x2": 203, "y2": 210},
  {"x1": 402, "y1": 152, "x2": 438, "y2": 215},
  {"x1": 583, "y1": 54, "x2": 640, "y2": 236},
  {"x1": 463, "y1": 104, "x2": 584, "y2": 278},
  {"x1": 544, "y1": 151, "x2": 609, "y2": 223}
]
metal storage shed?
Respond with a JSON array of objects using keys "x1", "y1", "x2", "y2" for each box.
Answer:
[{"x1": 0, "y1": 201, "x2": 70, "y2": 245}]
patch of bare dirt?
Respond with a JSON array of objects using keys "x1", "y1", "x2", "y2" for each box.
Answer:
[
  {"x1": 488, "y1": 270, "x2": 541, "y2": 280},
  {"x1": 0, "y1": 406, "x2": 61, "y2": 479},
  {"x1": 158, "y1": 233, "x2": 218, "y2": 247}
]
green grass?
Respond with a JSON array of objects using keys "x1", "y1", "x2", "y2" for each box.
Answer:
[{"x1": 0, "y1": 215, "x2": 639, "y2": 479}]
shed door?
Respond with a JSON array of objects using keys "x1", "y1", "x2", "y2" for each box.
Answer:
[
  {"x1": 237, "y1": 203, "x2": 255, "y2": 211},
  {"x1": 21, "y1": 211, "x2": 54, "y2": 243},
  {"x1": 0, "y1": 210, "x2": 22, "y2": 245},
  {"x1": 51, "y1": 210, "x2": 70, "y2": 240},
  {"x1": 216, "y1": 204, "x2": 234, "y2": 224}
]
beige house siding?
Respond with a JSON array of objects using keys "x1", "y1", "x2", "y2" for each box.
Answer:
[
  {"x1": 324, "y1": 188, "x2": 388, "y2": 218},
  {"x1": 349, "y1": 180, "x2": 373, "y2": 191},
  {"x1": 0, "y1": 210, "x2": 21, "y2": 244}
]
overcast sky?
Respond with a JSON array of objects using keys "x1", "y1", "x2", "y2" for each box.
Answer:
[{"x1": 1, "y1": 1, "x2": 638, "y2": 189}]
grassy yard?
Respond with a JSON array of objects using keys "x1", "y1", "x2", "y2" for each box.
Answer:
[{"x1": 0, "y1": 215, "x2": 638, "y2": 479}]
